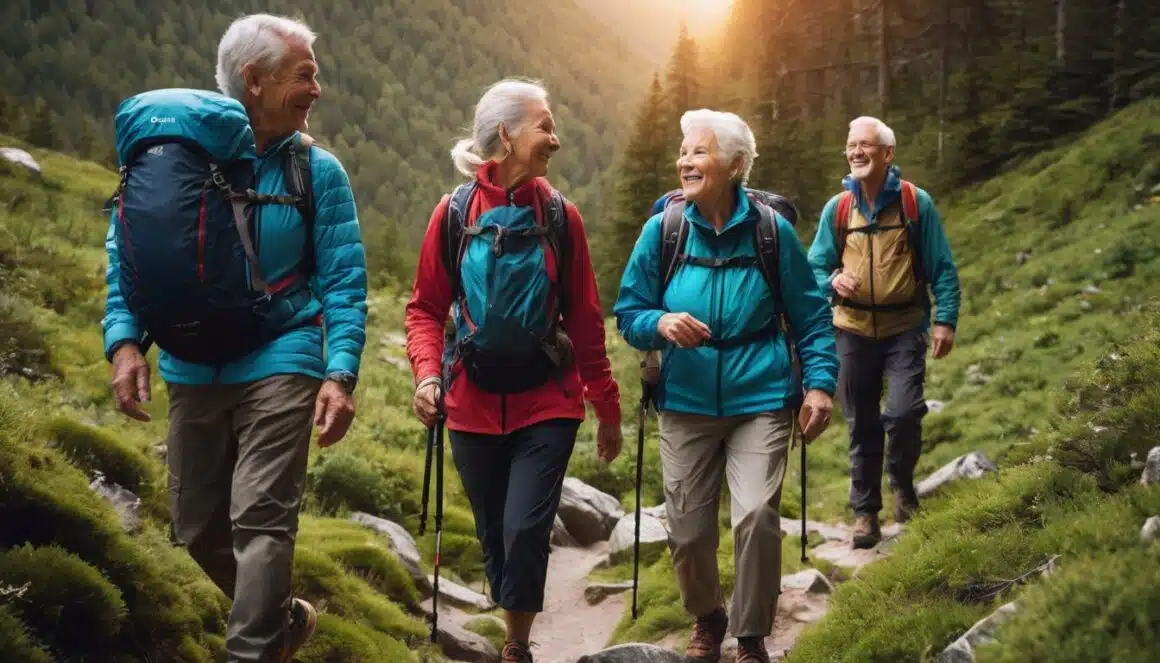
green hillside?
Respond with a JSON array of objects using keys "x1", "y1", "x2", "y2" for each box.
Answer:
[
  {"x1": 590, "y1": 97, "x2": 1160, "y2": 660},
  {"x1": 0, "y1": 0, "x2": 653, "y2": 284}
]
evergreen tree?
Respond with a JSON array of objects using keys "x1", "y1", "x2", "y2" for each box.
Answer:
[
  {"x1": 26, "y1": 98, "x2": 56, "y2": 149},
  {"x1": 598, "y1": 73, "x2": 671, "y2": 310},
  {"x1": 665, "y1": 23, "x2": 699, "y2": 143}
]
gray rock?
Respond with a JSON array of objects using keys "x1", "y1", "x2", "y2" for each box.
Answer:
[
  {"x1": 608, "y1": 511, "x2": 669, "y2": 564},
  {"x1": 1142, "y1": 516, "x2": 1160, "y2": 544},
  {"x1": 781, "y1": 519, "x2": 850, "y2": 542},
  {"x1": 781, "y1": 569, "x2": 834, "y2": 595},
  {"x1": 435, "y1": 621, "x2": 499, "y2": 663},
  {"x1": 350, "y1": 512, "x2": 430, "y2": 593},
  {"x1": 1015, "y1": 250, "x2": 1031, "y2": 265},
  {"x1": 575, "y1": 643, "x2": 685, "y2": 663},
  {"x1": 88, "y1": 474, "x2": 141, "y2": 534},
  {"x1": 917, "y1": 452, "x2": 998, "y2": 498},
  {"x1": 551, "y1": 514, "x2": 578, "y2": 547},
  {"x1": 1141, "y1": 447, "x2": 1160, "y2": 486},
  {"x1": 926, "y1": 399, "x2": 947, "y2": 414},
  {"x1": 936, "y1": 601, "x2": 1017, "y2": 663},
  {"x1": 557, "y1": 478, "x2": 624, "y2": 545},
  {"x1": 429, "y1": 575, "x2": 496, "y2": 611},
  {"x1": 584, "y1": 581, "x2": 634, "y2": 605},
  {"x1": 0, "y1": 147, "x2": 41, "y2": 176}
]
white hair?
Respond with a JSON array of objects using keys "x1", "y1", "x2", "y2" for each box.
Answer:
[
  {"x1": 849, "y1": 116, "x2": 896, "y2": 147},
  {"x1": 680, "y1": 109, "x2": 758, "y2": 185},
  {"x1": 450, "y1": 78, "x2": 549, "y2": 177},
  {"x1": 215, "y1": 14, "x2": 317, "y2": 101}
]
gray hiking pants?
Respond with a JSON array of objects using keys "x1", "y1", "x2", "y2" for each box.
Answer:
[
  {"x1": 659, "y1": 410, "x2": 793, "y2": 638},
  {"x1": 166, "y1": 373, "x2": 321, "y2": 662},
  {"x1": 836, "y1": 327, "x2": 928, "y2": 516}
]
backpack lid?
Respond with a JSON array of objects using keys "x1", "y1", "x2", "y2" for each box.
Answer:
[{"x1": 114, "y1": 88, "x2": 257, "y2": 167}]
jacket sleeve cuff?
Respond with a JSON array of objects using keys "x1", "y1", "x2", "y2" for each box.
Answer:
[
  {"x1": 103, "y1": 323, "x2": 140, "y2": 362},
  {"x1": 592, "y1": 398, "x2": 622, "y2": 426},
  {"x1": 325, "y1": 350, "x2": 361, "y2": 379}
]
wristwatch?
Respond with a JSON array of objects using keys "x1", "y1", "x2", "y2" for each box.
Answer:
[{"x1": 327, "y1": 372, "x2": 358, "y2": 394}]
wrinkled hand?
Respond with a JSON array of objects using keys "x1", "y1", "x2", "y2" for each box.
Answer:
[
  {"x1": 832, "y1": 271, "x2": 862, "y2": 299},
  {"x1": 658, "y1": 312, "x2": 712, "y2": 348},
  {"x1": 413, "y1": 381, "x2": 442, "y2": 428},
  {"x1": 932, "y1": 324, "x2": 955, "y2": 359},
  {"x1": 596, "y1": 421, "x2": 623, "y2": 463},
  {"x1": 111, "y1": 343, "x2": 151, "y2": 422},
  {"x1": 797, "y1": 389, "x2": 834, "y2": 444},
  {"x1": 314, "y1": 380, "x2": 355, "y2": 448}
]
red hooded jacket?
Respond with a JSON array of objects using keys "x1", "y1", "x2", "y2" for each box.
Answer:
[{"x1": 404, "y1": 161, "x2": 622, "y2": 435}]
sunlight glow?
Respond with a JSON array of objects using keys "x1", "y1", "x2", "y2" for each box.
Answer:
[{"x1": 676, "y1": 0, "x2": 734, "y2": 38}]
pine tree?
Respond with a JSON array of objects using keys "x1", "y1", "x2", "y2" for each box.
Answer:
[
  {"x1": 665, "y1": 23, "x2": 700, "y2": 143},
  {"x1": 597, "y1": 73, "x2": 672, "y2": 310},
  {"x1": 26, "y1": 98, "x2": 57, "y2": 150}
]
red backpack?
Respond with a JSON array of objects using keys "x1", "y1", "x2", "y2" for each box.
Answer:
[{"x1": 834, "y1": 179, "x2": 925, "y2": 284}]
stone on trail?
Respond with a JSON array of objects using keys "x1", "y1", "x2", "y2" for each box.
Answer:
[
  {"x1": 434, "y1": 621, "x2": 500, "y2": 663},
  {"x1": 607, "y1": 511, "x2": 669, "y2": 565},
  {"x1": 916, "y1": 451, "x2": 998, "y2": 498},
  {"x1": 583, "y1": 581, "x2": 634, "y2": 606},
  {"x1": 574, "y1": 643, "x2": 685, "y2": 663},
  {"x1": 557, "y1": 477, "x2": 624, "y2": 546},
  {"x1": 936, "y1": 601, "x2": 1017, "y2": 663}
]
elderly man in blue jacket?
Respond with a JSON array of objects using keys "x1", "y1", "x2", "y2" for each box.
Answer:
[
  {"x1": 101, "y1": 13, "x2": 367, "y2": 663},
  {"x1": 808, "y1": 115, "x2": 961, "y2": 550}
]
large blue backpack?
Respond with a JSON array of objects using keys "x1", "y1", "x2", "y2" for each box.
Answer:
[
  {"x1": 108, "y1": 88, "x2": 316, "y2": 366},
  {"x1": 440, "y1": 181, "x2": 573, "y2": 394}
]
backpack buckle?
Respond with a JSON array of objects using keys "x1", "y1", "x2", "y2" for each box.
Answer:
[{"x1": 492, "y1": 227, "x2": 506, "y2": 258}]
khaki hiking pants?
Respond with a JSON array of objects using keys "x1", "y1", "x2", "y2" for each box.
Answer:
[
  {"x1": 659, "y1": 409, "x2": 792, "y2": 638},
  {"x1": 166, "y1": 374, "x2": 321, "y2": 663}
]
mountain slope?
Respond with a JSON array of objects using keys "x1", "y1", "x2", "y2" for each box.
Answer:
[{"x1": 0, "y1": 0, "x2": 652, "y2": 280}]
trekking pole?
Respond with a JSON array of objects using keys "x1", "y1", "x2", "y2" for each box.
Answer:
[
  {"x1": 632, "y1": 382, "x2": 650, "y2": 621},
  {"x1": 418, "y1": 419, "x2": 434, "y2": 537},
  {"x1": 799, "y1": 411, "x2": 807, "y2": 564},
  {"x1": 430, "y1": 396, "x2": 446, "y2": 643}
]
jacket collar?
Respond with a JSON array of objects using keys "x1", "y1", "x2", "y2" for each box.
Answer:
[
  {"x1": 685, "y1": 182, "x2": 753, "y2": 235},
  {"x1": 842, "y1": 164, "x2": 902, "y2": 217},
  {"x1": 474, "y1": 160, "x2": 549, "y2": 208},
  {"x1": 256, "y1": 130, "x2": 301, "y2": 161}
]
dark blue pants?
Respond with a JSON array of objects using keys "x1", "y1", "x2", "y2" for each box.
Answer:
[
  {"x1": 837, "y1": 328, "x2": 928, "y2": 516},
  {"x1": 449, "y1": 418, "x2": 579, "y2": 612}
]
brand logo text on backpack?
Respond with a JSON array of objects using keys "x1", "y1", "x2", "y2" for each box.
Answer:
[{"x1": 150, "y1": 116, "x2": 177, "y2": 124}]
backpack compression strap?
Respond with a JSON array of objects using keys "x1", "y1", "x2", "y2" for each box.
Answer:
[
  {"x1": 441, "y1": 181, "x2": 478, "y2": 305},
  {"x1": 283, "y1": 134, "x2": 316, "y2": 277},
  {"x1": 657, "y1": 200, "x2": 690, "y2": 300},
  {"x1": 545, "y1": 190, "x2": 571, "y2": 317}
]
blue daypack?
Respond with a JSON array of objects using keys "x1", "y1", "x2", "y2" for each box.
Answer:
[
  {"x1": 440, "y1": 181, "x2": 574, "y2": 394},
  {"x1": 107, "y1": 88, "x2": 316, "y2": 366}
]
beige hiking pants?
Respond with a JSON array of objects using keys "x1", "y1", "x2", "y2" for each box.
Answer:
[
  {"x1": 659, "y1": 409, "x2": 792, "y2": 638},
  {"x1": 166, "y1": 373, "x2": 321, "y2": 662}
]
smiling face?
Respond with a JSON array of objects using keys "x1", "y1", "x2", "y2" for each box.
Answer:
[
  {"x1": 504, "y1": 99, "x2": 560, "y2": 179},
  {"x1": 677, "y1": 126, "x2": 736, "y2": 205},
  {"x1": 244, "y1": 35, "x2": 321, "y2": 139},
  {"x1": 846, "y1": 120, "x2": 893, "y2": 182}
]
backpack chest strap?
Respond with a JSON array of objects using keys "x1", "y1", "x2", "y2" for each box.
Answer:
[{"x1": 678, "y1": 254, "x2": 759, "y2": 269}]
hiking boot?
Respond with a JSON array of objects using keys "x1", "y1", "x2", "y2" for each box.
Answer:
[
  {"x1": 736, "y1": 636, "x2": 771, "y2": 663},
  {"x1": 501, "y1": 640, "x2": 534, "y2": 663},
  {"x1": 273, "y1": 598, "x2": 317, "y2": 663},
  {"x1": 894, "y1": 494, "x2": 920, "y2": 524},
  {"x1": 851, "y1": 514, "x2": 881, "y2": 549},
  {"x1": 685, "y1": 606, "x2": 728, "y2": 662}
]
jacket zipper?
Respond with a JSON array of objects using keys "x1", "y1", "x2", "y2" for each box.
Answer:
[
  {"x1": 866, "y1": 204, "x2": 878, "y2": 339},
  {"x1": 714, "y1": 263, "x2": 724, "y2": 418}
]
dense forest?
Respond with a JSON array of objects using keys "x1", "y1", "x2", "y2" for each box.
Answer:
[
  {"x1": 600, "y1": 0, "x2": 1160, "y2": 308},
  {"x1": 0, "y1": 0, "x2": 656, "y2": 286}
]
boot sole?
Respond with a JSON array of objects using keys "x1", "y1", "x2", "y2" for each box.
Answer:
[{"x1": 851, "y1": 534, "x2": 881, "y2": 549}]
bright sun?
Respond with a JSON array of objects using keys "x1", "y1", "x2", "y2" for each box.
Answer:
[{"x1": 677, "y1": 0, "x2": 734, "y2": 37}]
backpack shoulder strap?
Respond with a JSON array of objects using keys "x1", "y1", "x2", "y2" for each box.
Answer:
[
  {"x1": 752, "y1": 203, "x2": 787, "y2": 322},
  {"x1": 658, "y1": 200, "x2": 689, "y2": 301},
  {"x1": 835, "y1": 190, "x2": 854, "y2": 257},
  {"x1": 284, "y1": 134, "x2": 315, "y2": 276},
  {"x1": 900, "y1": 179, "x2": 919, "y2": 224},
  {"x1": 442, "y1": 181, "x2": 477, "y2": 303},
  {"x1": 899, "y1": 179, "x2": 927, "y2": 286},
  {"x1": 546, "y1": 189, "x2": 571, "y2": 316}
]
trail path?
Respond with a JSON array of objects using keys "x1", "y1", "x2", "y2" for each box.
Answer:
[{"x1": 536, "y1": 541, "x2": 626, "y2": 663}]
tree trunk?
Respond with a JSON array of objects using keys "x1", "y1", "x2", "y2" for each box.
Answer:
[
  {"x1": 878, "y1": 0, "x2": 891, "y2": 118},
  {"x1": 838, "y1": 0, "x2": 856, "y2": 119},
  {"x1": 937, "y1": 0, "x2": 951, "y2": 167},
  {"x1": 1108, "y1": 0, "x2": 1128, "y2": 113},
  {"x1": 1055, "y1": 0, "x2": 1067, "y2": 67}
]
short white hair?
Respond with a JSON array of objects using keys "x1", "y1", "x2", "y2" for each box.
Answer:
[
  {"x1": 450, "y1": 78, "x2": 549, "y2": 177},
  {"x1": 849, "y1": 116, "x2": 896, "y2": 147},
  {"x1": 215, "y1": 14, "x2": 317, "y2": 101},
  {"x1": 680, "y1": 109, "x2": 758, "y2": 185}
]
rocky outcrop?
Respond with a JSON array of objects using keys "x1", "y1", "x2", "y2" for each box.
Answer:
[
  {"x1": 557, "y1": 478, "x2": 624, "y2": 546},
  {"x1": 575, "y1": 643, "x2": 685, "y2": 663},
  {"x1": 607, "y1": 511, "x2": 669, "y2": 565},
  {"x1": 429, "y1": 575, "x2": 495, "y2": 611},
  {"x1": 88, "y1": 474, "x2": 141, "y2": 535},
  {"x1": 1141, "y1": 446, "x2": 1160, "y2": 486},
  {"x1": 434, "y1": 621, "x2": 499, "y2": 663},
  {"x1": 936, "y1": 602, "x2": 1018, "y2": 663},
  {"x1": 917, "y1": 451, "x2": 999, "y2": 498},
  {"x1": 350, "y1": 511, "x2": 430, "y2": 593},
  {"x1": 551, "y1": 514, "x2": 579, "y2": 547},
  {"x1": 1141, "y1": 516, "x2": 1160, "y2": 544}
]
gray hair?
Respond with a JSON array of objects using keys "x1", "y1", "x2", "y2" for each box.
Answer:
[
  {"x1": 215, "y1": 14, "x2": 317, "y2": 101},
  {"x1": 849, "y1": 116, "x2": 897, "y2": 147},
  {"x1": 680, "y1": 109, "x2": 758, "y2": 185},
  {"x1": 450, "y1": 78, "x2": 549, "y2": 177}
]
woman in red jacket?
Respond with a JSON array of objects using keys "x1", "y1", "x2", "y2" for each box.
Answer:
[{"x1": 404, "y1": 77, "x2": 623, "y2": 663}]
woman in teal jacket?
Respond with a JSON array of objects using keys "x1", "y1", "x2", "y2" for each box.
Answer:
[{"x1": 614, "y1": 109, "x2": 838, "y2": 663}]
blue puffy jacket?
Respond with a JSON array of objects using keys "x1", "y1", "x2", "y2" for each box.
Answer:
[
  {"x1": 102, "y1": 131, "x2": 368, "y2": 385},
  {"x1": 614, "y1": 184, "x2": 839, "y2": 417}
]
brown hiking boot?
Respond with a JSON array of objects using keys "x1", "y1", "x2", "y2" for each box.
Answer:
[
  {"x1": 685, "y1": 607, "x2": 728, "y2": 662},
  {"x1": 894, "y1": 494, "x2": 920, "y2": 524},
  {"x1": 852, "y1": 514, "x2": 881, "y2": 549},
  {"x1": 273, "y1": 598, "x2": 317, "y2": 663},
  {"x1": 736, "y1": 636, "x2": 771, "y2": 663},
  {"x1": 501, "y1": 640, "x2": 535, "y2": 663}
]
